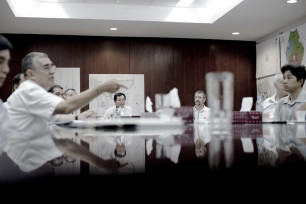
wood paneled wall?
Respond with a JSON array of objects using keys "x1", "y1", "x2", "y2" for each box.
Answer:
[{"x1": 1, "y1": 34, "x2": 256, "y2": 111}]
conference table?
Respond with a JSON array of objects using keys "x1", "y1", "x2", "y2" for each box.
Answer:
[{"x1": 1, "y1": 117, "x2": 306, "y2": 187}]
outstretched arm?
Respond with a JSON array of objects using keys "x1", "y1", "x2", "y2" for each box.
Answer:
[{"x1": 54, "y1": 79, "x2": 126, "y2": 115}]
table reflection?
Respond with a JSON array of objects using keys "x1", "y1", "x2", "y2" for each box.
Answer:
[
  {"x1": 1, "y1": 121, "x2": 306, "y2": 183},
  {"x1": 83, "y1": 134, "x2": 145, "y2": 174},
  {"x1": 270, "y1": 123, "x2": 306, "y2": 168},
  {"x1": 0, "y1": 125, "x2": 62, "y2": 182}
]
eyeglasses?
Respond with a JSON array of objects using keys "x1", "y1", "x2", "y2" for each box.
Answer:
[{"x1": 41, "y1": 64, "x2": 56, "y2": 72}]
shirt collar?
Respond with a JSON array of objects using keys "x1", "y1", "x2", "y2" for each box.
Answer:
[
  {"x1": 283, "y1": 91, "x2": 305, "y2": 105},
  {"x1": 194, "y1": 105, "x2": 208, "y2": 112}
]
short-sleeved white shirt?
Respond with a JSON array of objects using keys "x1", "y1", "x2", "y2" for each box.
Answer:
[
  {"x1": 5, "y1": 80, "x2": 63, "y2": 137},
  {"x1": 105, "y1": 105, "x2": 132, "y2": 118},
  {"x1": 193, "y1": 105, "x2": 210, "y2": 123},
  {"x1": 274, "y1": 91, "x2": 306, "y2": 121},
  {"x1": 262, "y1": 94, "x2": 278, "y2": 121}
]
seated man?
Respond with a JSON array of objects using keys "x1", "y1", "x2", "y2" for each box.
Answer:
[
  {"x1": 193, "y1": 90, "x2": 210, "y2": 123},
  {"x1": 262, "y1": 72, "x2": 288, "y2": 121},
  {"x1": 48, "y1": 85, "x2": 96, "y2": 122},
  {"x1": 62, "y1": 88, "x2": 77, "y2": 100},
  {"x1": 5, "y1": 52, "x2": 125, "y2": 140},
  {"x1": 12, "y1": 72, "x2": 25, "y2": 92},
  {"x1": 48, "y1": 84, "x2": 64, "y2": 98},
  {"x1": 274, "y1": 64, "x2": 306, "y2": 121},
  {"x1": 3, "y1": 72, "x2": 25, "y2": 107},
  {"x1": 105, "y1": 92, "x2": 132, "y2": 118},
  {"x1": 62, "y1": 88, "x2": 80, "y2": 115}
]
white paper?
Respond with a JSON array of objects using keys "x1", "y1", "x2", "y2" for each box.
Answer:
[
  {"x1": 145, "y1": 96, "x2": 153, "y2": 113},
  {"x1": 169, "y1": 87, "x2": 181, "y2": 108},
  {"x1": 240, "y1": 97, "x2": 253, "y2": 111}
]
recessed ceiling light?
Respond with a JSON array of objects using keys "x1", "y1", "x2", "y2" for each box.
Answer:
[
  {"x1": 232, "y1": 32, "x2": 240, "y2": 35},
  {"x1": 287, "y1": 0, "x2": 297, "y2": 3},
  {"x1": 110, "y1": 27, "x2": 118, "y2": 31}
]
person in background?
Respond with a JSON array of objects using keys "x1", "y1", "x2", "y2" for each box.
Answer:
[
  {"x1": 262, "y1": 72, "x2": 288, "y2": 121},
  {"x1": 62, "y1": 88, "x2": 80, "y2": 115},
  {"x1": 2, "y1": 72, "x2": 25, "y2": 107},
  {"x1": 48, "y1": 85, "x2": 79, "y2": 164},
  {"x1": 5, "y1": 51, "x2": 126, "y2": 147},
  {"x1": 48, "y1": 84, "x2": 64, "y2": 98},
  {"x1": 105, "y1": 92, "x2": 132, "y2": 118},
  {"x1": 274, "y1": 64, "x2": 306, "y2": 121},
  {"x1": 193, "y1": 90, "x2": 210, "y2": 123},
  {"x1": 12, "y1": 73, "x2": 25, "y2": 92},
  {"x1": 48, "y1": 85, "x2": 96, "y2": 122},
  {"x1": 62, "y1": 88, "x2": 77, "y2": 100}
]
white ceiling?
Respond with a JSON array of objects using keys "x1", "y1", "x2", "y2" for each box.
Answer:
[{"x1": 1, "y1": 0, "x2": 306, "y2": 42}]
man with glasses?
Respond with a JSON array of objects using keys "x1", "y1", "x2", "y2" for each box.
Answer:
[{"x1": 5, "y1": 52, "x2": 125, "y2": 140}]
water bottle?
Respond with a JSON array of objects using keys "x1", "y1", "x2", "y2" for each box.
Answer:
[{"x1": 255, "y1": 96, "x2": 263, "y2": 112}]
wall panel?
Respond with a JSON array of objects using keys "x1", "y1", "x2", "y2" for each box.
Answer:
[
  {"x1": 130, "y1": 38, "x2": 174, "y2": 107},
  {"x1": 173, "y1": 39, "x2": 216, "y2": 106}
]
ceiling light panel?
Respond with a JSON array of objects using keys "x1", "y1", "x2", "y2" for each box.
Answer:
[{"x1": 8, "y1": 0, "x2": 244, "y2": 24}]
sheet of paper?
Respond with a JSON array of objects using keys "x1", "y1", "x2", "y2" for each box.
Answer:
[{"x1": 240, "y1": 97, "x2": 253, "y2": 111}]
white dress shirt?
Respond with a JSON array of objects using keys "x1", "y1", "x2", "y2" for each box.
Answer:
[
  {"x1": 5, "y1": 80, "x2": 63, "y2": 138},
  {"x1": 105, "y1": 105, "x2": 132, "y2": 118},
  {"x1": 193, "y1": 105, "x2": 210, "y2": 123},
  {"x1": 262, "y1": 93, "x2": 278, "y2": 122}
]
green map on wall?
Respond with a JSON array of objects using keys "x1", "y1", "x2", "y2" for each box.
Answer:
[{"x1": 286, "y1": 28, "x2": 304, "y2": 64}]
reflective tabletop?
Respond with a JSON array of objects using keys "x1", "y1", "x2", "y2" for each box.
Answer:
[{"x1": 1, "y1": 119, "x2": 306, "y2": 186}]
